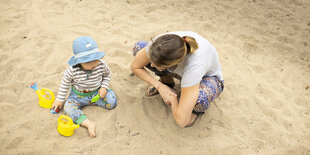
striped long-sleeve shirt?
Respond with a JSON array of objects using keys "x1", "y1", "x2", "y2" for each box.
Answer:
[{"x1": 56, "y1": 59, "x2": 111, "y2": 102}]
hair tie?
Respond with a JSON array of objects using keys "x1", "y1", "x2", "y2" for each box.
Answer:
[{"x1": 183, "y1": 38, "x2": 187, "y2": 43}]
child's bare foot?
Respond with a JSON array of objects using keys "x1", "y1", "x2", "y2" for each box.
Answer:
[{"x1": 81, "y1": 119, "x2": 96, "y2": 138}]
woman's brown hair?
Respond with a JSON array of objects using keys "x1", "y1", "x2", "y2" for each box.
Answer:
[{"x1": 149, "y1": 34, "x2": 198, "y2": 68}]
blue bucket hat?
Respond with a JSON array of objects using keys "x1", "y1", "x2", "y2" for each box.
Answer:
[{"x1": 68, "y1": 36, "x2": 105, "y2": 66}]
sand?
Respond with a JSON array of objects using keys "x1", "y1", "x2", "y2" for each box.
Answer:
[{"x1": 0, "y1": 0, "x2": 309, "y2": 154}]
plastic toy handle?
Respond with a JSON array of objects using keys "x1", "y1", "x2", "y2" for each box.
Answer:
[
  {"x1": 41, "y1": 88, "x2": 55, "y2": 100},
  {"x1": 58, "y1": 115, "x2": 73, "y2": 124}
]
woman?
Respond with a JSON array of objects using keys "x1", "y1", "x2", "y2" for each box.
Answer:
[{"x1": 131, "y1": 31, "x2": 224, "y2": 127}]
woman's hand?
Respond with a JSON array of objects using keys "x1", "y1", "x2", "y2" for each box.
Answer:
[
  {"x1": 166, "y1": 91, "x2": 178, "y2": 105},
  {"x1": 157, "y1": 83, "x2": 177, "y2": 105},
  {"x1": 98, "y1": 87, "x2": 108, "y2": 98},
  {"x1": 52, "y1": 100, "x2": 64, "y2": 110}
]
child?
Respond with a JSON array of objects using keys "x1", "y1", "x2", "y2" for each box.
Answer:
[{"x1": 52, "y1": 36, "x2": 117, "y2": 138}]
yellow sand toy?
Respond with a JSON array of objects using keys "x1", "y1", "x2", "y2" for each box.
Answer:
[
  {"x1": 30, "y1": 83, "x2": 55, "y2": 109},
  {"x1": 57, "y1": 115, "x2": 80, "y2": 137}
]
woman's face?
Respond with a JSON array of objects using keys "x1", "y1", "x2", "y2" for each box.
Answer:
[{"x1": 80, "y1": 60, "x2": 100, "y2": 70}]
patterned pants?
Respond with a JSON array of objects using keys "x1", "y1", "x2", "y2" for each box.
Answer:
[
  {"x1": 194, "y1": 76, "x2": 223, "y2": 112},
  {"x1": 133, "y1": 41, "x2": 224, "y2": 112},
  {"x1": 64, "y1": 89, "x2": 117, "y2": 123}
]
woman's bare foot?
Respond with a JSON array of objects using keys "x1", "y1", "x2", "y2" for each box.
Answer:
[
  {"x1": 80, "y1": 119, "x2": 96, "y2": 138},
  {"x1": 185, "y1": 113, "x2": 198, "y2": 127}
]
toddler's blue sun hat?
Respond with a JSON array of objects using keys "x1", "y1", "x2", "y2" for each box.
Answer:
[{"x1": 68, "y1": 36, "x2": 105, "y2": 66}]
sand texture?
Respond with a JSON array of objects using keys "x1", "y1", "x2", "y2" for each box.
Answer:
[{"x1": 0, "y1": 0, "x2": 309, "y2": 154}]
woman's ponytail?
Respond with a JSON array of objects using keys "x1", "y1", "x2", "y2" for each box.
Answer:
[{"x1": 183, "y1": 36, "x2": 199, "y2": 54}]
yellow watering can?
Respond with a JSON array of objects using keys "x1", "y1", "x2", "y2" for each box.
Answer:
[
  {"x1": 57, "y1": 115, "x2": 80, "y2": 137},
  {"x1": 30, "y1": 83, "x2": 55, "y2": 109}
]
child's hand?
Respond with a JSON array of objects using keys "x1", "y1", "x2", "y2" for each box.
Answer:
[
  {"x1": 98, "y1": 87, "x2": 107, "y2": 99},
  {"x1": 52, "y1": 100, "x2": 64, "y2": 110}
]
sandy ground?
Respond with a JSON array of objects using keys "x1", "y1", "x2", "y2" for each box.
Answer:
[{"x1": 0, "y1": 0, "x2": 309, "y2": 154}]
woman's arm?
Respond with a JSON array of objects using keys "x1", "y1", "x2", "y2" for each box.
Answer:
[
  {"x1": 169, "y1": 84, "x2": 200, "y2": 127},
  {"x1": 131, "y1": 48, "x2": 177, "y2": 102},
  {"x1": 131, "y1": 48, "x2": 164, "y2": 91}
]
